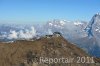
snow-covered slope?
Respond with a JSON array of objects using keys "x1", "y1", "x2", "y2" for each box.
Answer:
[
  {"x1": 44, "y1": 19, "x2": 88, "y2": 40},
  {"x1": 85, "y1": 13, "x2": 100, "y2": 38}
]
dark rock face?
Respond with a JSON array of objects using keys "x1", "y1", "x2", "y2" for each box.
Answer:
[{"x1": 0, "y1": 35, "x2": 100, "y2": 66}]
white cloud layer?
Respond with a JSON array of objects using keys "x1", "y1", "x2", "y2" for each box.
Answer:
[{"x1": 7, "y1": 26, "x2": 36, "y2": 40}]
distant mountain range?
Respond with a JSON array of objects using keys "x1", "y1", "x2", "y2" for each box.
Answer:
[{"x1": 0, "y1": 13, "x2": 100, "y2": 57}]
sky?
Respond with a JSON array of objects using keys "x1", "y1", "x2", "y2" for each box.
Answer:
[{"x1": 0, "y1": 0, "x2": 100, "y2": 24}]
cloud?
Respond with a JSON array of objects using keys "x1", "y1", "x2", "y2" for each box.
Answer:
[
  {"x1": 47, "y1": 29, "x2": 53, "y2": 35},
  {"x1": 18, "y1": 26, "x2": 36, "y2": 39},
  {"x1": 8, "y1": 30, "x2": 18, "y2": 39},
  {"x1": 7, "y1": 26, "x2": 36, "y2": 40}
]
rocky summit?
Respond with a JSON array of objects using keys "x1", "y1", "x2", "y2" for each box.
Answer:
[{"x1": 0, "y1": 33, "x2": 100, "y2": 66}]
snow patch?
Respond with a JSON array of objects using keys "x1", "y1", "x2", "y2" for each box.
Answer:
[
  {"x1": 49, "y1": 22, "x2": 53, "y2": 26},
  {"x1": 95, "y1": 29, "x2": 99, "y2": 31},
  {"x1": 74, "y1": 22, "x2": 83, "y2": 25},
  {"x1": 60, "y1": 21, "x2": 66, "y2": 25}
]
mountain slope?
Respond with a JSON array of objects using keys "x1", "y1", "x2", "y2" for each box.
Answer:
[
  {"x1": 0, "y1": 33, "x2": 99, "y2": 66},
  {"x1": 85, "y1": 13, "x2": 100, "y2": 38}
]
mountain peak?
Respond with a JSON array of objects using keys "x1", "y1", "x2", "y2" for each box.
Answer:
[
  {"x1": 95, "y1": 13, "x2": 100, "y2": 16},
  {"x1": 93, "y1": 13, "x2": 100, "y2": 19},
  {"x1": 85, "y1": 13, "x2": 100, "y2": 38},
  {"x1": 84, "y1": 13, "x2": 100, "y2": 38}
]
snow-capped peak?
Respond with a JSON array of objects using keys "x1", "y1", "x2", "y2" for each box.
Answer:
[
  {"x1": 74, "y1": 21, "x2": 83, "y2": 25},
  {"x1": 93, "y1": 13, "x2": 100, "y2": 20},
  {"x1": 85, "y1": 13, "x2": 100, "y2": 38},
  {"x1": 49, "y1": 22, "x2": 53, "y2": 26},
  {"x1": 47, "y1": 19, "x2": 66, "y2": 27},
  {"x1": 60, "y1": 20, "x2": 66, "y2": 26},
  {"x1": 96, "y1": 13, "x2": 100, "y2": 15},
  {"x1": 48, "y1": 20, "x2": 66, "y2": 26}
]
